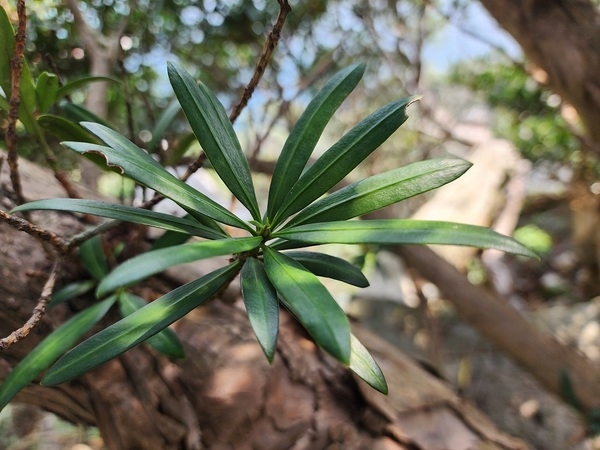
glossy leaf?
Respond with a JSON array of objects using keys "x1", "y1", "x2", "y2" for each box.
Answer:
[
  {"x1": 79, "y1": 236, "x2": 109, "y2": 281},
  {"x1": 287, "y1": 158, "x2": 471, "y2": 227},
  {"x1": 240, "y1": 258, "x2": 279, "y2": 362},
  {"x1": 168, "y1": 62, "x2": 260, "y2": 220},
  {"x1": 64, "y1": 123, "x2": 250, "y2": 230},
  {"x1": 286, "y1": 251, "x2": 369, "y2": 288},
  {"x1": 35, "y1": 72, "x2": 59, "y2": 114},
  {"x1": 267, "y1": 63, "x2": 366, "y2": 218},
  {"x1": 37, "y1": 114, "x2": 100, "y2": 143},
  {"x1": 262, "y1": 246, "x2": 351, "y2": 364},
  {"x1": 97, "y1": 236, "x2": 261, "y2": 297},
  {"x1": 272, "y1": 96, "x2": 420, "y2": 226},
  {"x1": 118, "y1": 292, "x2": 185, "y2": 359},
  {"x1": 12, "y1": 198, "x2": 225, "y2": 240},
  {"x1": 274, "y1": 220, "x2": 538, "y2": 258},
  {"x1": 50, "y1": 280, "x2": 97, "y2": 307},
  {"x1": 42, "y1": 262, "x2": 239, "y2": 386},
  {"x1": 349, "y1": 334, "x2": 388, "y2": 394},
  {"x1": 0, "y1": 296, "x2": 116, "y2": 412}
]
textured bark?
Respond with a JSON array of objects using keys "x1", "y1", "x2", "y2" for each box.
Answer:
[
  {"x1": 0, "y1": 154, "x2": 530, "y2": 449},
  {"x1": 479, "y1": 0, "x2": 600, "y2": 147}
]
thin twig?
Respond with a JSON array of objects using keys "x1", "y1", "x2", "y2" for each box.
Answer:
[
  {"x1": 0, "y1": 259, "x2": 61, "y2": 350},
  {"x1": 6, "y1": 0, "x2": 27, "y2": 207},
  {"x1": 0, "y1": 209, "x2": 70, "y2": 254}
]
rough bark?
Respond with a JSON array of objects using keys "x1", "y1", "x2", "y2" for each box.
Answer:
[
  {"x1": 0, "y1": 154, "x2": 530, "y2": 449},
  {"x1": 479, "y1": 0, "x2": 600, "y2": 148}
]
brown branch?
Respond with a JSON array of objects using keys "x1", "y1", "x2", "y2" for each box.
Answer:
[
  {"x1": 0, "y1": 259, "x2": 61, "y2": 350},
  {"x1": 228, "y1": 0, "x2": 292, "y2": 124},
  {"x1": 6, "y1": 0, "x2": 27, "y2": 207},
  {"x1": 0, "y1": 209, "x2": 70, "y2": 254}
]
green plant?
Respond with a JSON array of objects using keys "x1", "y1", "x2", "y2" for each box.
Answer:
[{"x1": 7, "y1": 61, "x2": 535, "y2": 400}]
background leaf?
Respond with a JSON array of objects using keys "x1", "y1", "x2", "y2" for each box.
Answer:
[
  {"x1": 262, "y1": 246, "x2": 351, "y2": 364},
  {"x1": 240, "y1": 258, "x2": 279, "y2": 362},
  {"x1": 35, "y1": 72, "x2": 59, "y2": 114},
  {"x1": 267, "y1": 63, "x2": 365, "y2": 218},
  {"x1": 274, "y1": 219, "x2": 538, "y2": 258},
  {"x1": 79, "y1": 236, "x2": 109, "y2": 281},
  {"x1": 42, "y1": 262, "x2": 240, "y2": 386}
]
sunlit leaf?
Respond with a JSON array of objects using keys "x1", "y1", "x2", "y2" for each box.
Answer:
[
  {"x1": 272, "y1": 96, "x2": 420, "y2": 226},
  {"x1": 168, "y1": 62, "x2": 260, "y2": 220},
  {"x1": 0, "y1": 296, "x2": 116, "y2": 412},
  {"x1": 42, "y1": 262, "x2": 239, "y2": 386},
  {"x1": 64, "y1": 124, "x2": 250, "y2": 230},
  {"x1": 118, "y1": 292, "x2": 185, "y2": 359},
  {"x1": 79, "y1": 236, "x2": 109, "y2": 281},
  {"x1": 240, "y1": 258, "x2": 279, "y2": 362},
  {"x1": 287, "y1": 158, "x2": 471, "y2": 227},
  {"x1": 286, "y1": 251, "x2": 369, "y2": 287},
  {"x1": 349, "y1": 334, "x2": 388, "y2": 394},
  {"x1": 97, "y1": 236, "x2": 261, "y2": 297},
  {"x1": 267, "y1": 63, "x2": 365, "y2": 218},
  {"x1": 262, "y1": 246, "x2": 350, "y2": 364},
  {"x1": 12, "y1": 198, "x2": 225, "y2": 240},
  {"x1": 274, "y1": 220, "x2": 537, "y2": 258}
]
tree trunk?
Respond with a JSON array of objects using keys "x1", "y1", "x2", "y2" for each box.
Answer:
[
  {"x1": 479, "y1": 0, "x2": 600, "y2": 148},
  {"x1": 0, "y1": 155, "x2": 530, "y2": 449}
]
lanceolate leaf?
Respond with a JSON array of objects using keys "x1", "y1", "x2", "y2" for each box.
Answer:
[
  {"x1": 0, "y1": 296, "x2": 116, "y2": 412},
  {"x1": 262, "y1": 246, "x2": 351, "y2": 364},
  {"x1": 168, "y1": 62, "x2": 260, "y2": 220},
  {"x1": 55, "y1": 76, "x2": 118, "y2": 103},
  {"x1": 273, "y1": 220, "x2": 537, "y2": 258},
  {"x1": 37, "y1": 115, "x2": 101, "y2": 143},
  {"x1": 286, "y1": 251, "x2": 369, "y2": 288},
  {"x1": 118, "y1": 292, "x2": 185, "y2": 359},
  {"x1": 60, "y1": 103, "x2": 113, "y2": 129},
  {"x1": 267, "y1": 63, "x2": 366, "y2": 218},
  {"x1": 42, "y1": 262, "x2": 240, "y2": 386},
  {"x1": 287, "y1": 158, "x2": 472, "y2": 227},
  {"x1": 12, "y1": 199, "x2": 226, "y2": 240},
  {"x1": 50, "y1": 280, "x2": 97, "y2": 307},
  {"x1": 349, "y1": 334, "x2": 388, "y2": 394},
  {"x1": 240, "y1": 258, "x2": 279, "y2": 362},
  {"x1": 97, "y1": 236, "x2": 261, "y2": 297},
  {"x1": 64, "y1": 123, "x2": 250, "y2": 230},
  {"x1": 148, "y1": 101, "x2": 181, "y2": 153},
  {"x1": 35, "y1": 72, "x2": 59, "y2": 114},
  {"x1": 272, "y1": 96, "x2": 420, "y2": 226},
  {"x1": 79, "y1": 236, "x2": 109, "y2": 281}
]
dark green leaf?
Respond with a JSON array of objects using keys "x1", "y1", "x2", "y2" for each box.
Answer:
[
  {"x1": 97, "y1": 236, "x2": 261, "y2": 297},
  {"x1": 12, "y1": 198, "x2": 225, "y2": 240},
  {"x1": 42, "y1": 262, "x2": 239, "y2": 386},
  {"x1": 240, "y1": 258, "x2": 279, "y2": 362},
  {"x1": 79, "y1": 236, "x2": 109, "y2": 280},
  {"x1": 287, "y1": 158, "x2": 471, "y2": 227},
  {"x1": 349, "y1": 334, "x2": 388, "y2": 394},
  {"x1": 152, "y1": 230, "x2": 192, "y2": 250},
  {"x1": 50, "y1": 280, "x2": 97, "y2": 307},
  {"x1": 272, "y1": 96, "x2": 420, "y2": 226},
  {"x1": 285, "y1": 251, "x2": 369, "y2": 288},
  {"x1": 118, "y1": 292, "x2": 185, "y2": 359},
  {"x1": 262, "y1": 246, "x2": 350, "y2": 364},
  {"x1": 35, "y1": 72, "x2": 59, "y2": 114},
  {"x1": 267, "y1": 63, "x2": 365, "y2": 218},
  {"x1": 0, "y1": 297, "x2": 116, "y2": 412},
  {"x1": 37, "y1": 115, "x2": 101, "y2": 143},
  {"x1": 168, "y1": 62, "x2": 260, "y2": 220},
  {"x1": 274, "y1": 220, "x2": 538, "y2": 258},
  {"x1": 64, "y1": 124, "x2": 250, "y2": 230},
  {"x1": 60, "y1": 103, "x2": 114, "y2": 129}
]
